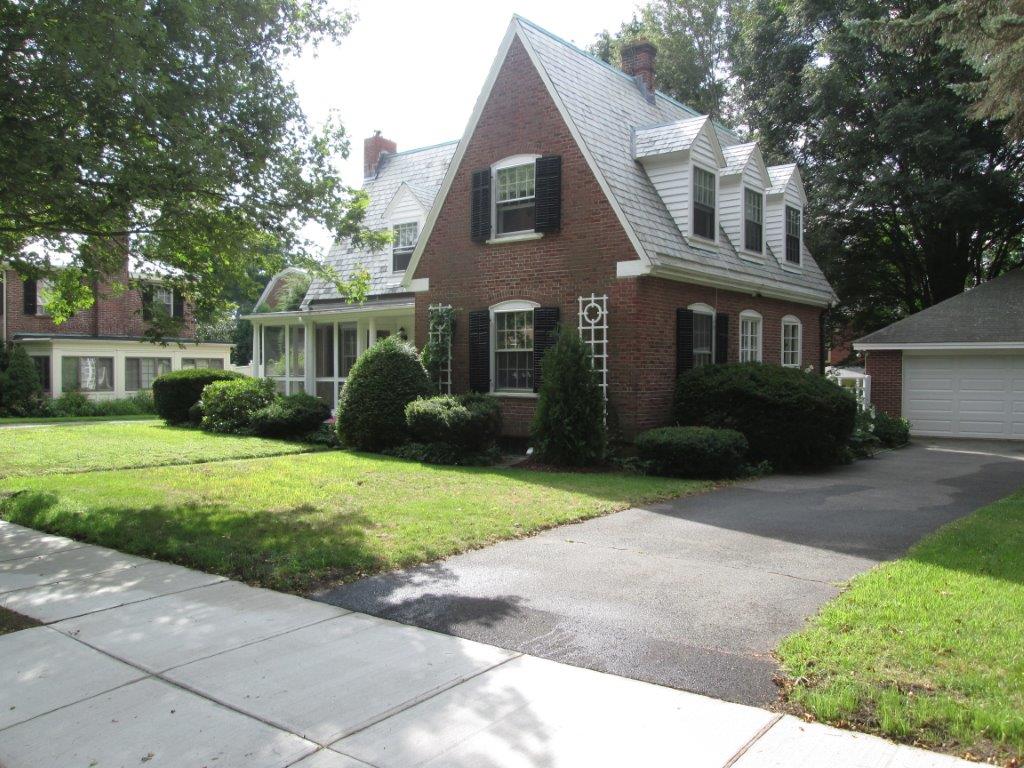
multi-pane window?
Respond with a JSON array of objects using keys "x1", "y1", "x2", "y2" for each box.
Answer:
[
  {"x1": 494, "y1": 310, "x2": 534, "y2": 391},
  {"x1": 31, "y1": 356, "x2": 51, "y2": 392},
  {"x1": 782, "y1": 318, "x2": 802, "y2": 367},
  {"x1": 785, "y1": 206, "x2": 801, "y2": 264},
  {"x1": 739, "y1": 313, "x2": 762, "y2": 362},
  {"x1": 339, "y1": 324, "x2": 358, "y2": 376},
  {"x1": 262, "y1": 326, "x2": 286, "y2": 377},
  {"x1": 692, "y1": 167, "x2": 716, "y2": 239},
  {"x1": 392, "y1": 222, "x2": 418, "y2": 272},
  {"x1": 744, "y1": 188, "x2": 763, "y2": 253},
  {"x1": 181, "y1": 358, "x2": 224, "y2": 370},
  {"x1": 154, "y1": 286, "x2": 174, "y2": 316},
  {"x1": 125, "y1": 357, "x2": 171, "y2": 391},
  {"x1": 495, "y1": 163, "x2": 536, "y2": 235},
  {"x1": 693, "y1": 312, "x2": 714, "y2": 367},
  {"x1": 61, "y1": 356, "x2": 114, "y2": 392}
]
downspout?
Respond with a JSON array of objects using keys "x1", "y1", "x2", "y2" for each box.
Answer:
[{"x1": 819, "y1": 307, "x2": 829, "y2": 374}]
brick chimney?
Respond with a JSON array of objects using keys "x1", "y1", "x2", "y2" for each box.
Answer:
[
  {"x1": 621, "y1": 40, "x2": 657, "y2": 98},
  {"x1": 364, "y1": 131, "x2": 397, "y2": 179}
]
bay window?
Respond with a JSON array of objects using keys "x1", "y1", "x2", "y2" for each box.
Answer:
[
  {"x1": 739, "y1": 311, "x2": 763, "y2": 363},
  {"x1": 62, "y1": 356, "x2": 114, "y2": 392},
  {"x1": 494, "y1": 309, "x2": 534, "y2": 392}
]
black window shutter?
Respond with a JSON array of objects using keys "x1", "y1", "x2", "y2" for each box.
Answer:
[
  {"x1": 141, "y1": 285, "x2": 154, "y2": 321},
  {"x1": 468, "y1": 309, "x2": 490, "y2": 393},
  {"x1": 172, "y1": 289, "x2": 184, "y2": 319},
  {"x1": 676, "y1": 309, "x2": 694, "y2": 375},
  {"x1": 534, "y1": 155, "x2": 562, "y2": 233},
  {"x1": 532, "y1": 306, "x2": 560, "y2": 393},
  {"x1": 23, "y1": 279, "x2": 37, "y2": 315},
  {"x1": 714, "y1": 313, "x2": 729, "y2": 364},
  {"x1": 470, "y1": 169, "x2": 491, "y2": 242}
]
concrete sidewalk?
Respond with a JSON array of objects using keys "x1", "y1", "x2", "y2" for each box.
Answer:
[{"x1": 0, "y1": 520, "x2": 974, "y2": 767}]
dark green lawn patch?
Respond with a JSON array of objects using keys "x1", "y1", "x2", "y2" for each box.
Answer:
[
  {"x1": 777, "y1": 488, "x2": 1024, "y2": 763},
  {"x1": 0, "y1": 414, "x2": 158, "y2": 425},
  {"x1": 0, "y1": 451, "x2": 708, "y2": 593},
  {"x1": 0, "y1": 606, "x2": 40, "y2": 635}
]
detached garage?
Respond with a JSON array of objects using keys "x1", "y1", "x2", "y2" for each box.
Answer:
[{"x1": 855, "y1": 268, "x2": 1024, "y2": 440}]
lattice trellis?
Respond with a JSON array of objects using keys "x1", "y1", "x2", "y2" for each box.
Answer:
[
  {"x1": 427, "y1": 303, "x2": 453, "y2": 395},
  {"x1": 578, "y1": 294, "x2": 609, "y2": 411}
]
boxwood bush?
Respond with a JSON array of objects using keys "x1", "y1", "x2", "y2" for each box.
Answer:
[
  {"x1": 153, "y1": 368, "x2": 241, "y2": 424},
  {"x1": 405, "y1": 393, "x2": 502, "y2": 453},
  {"x1": 636, "y1": 426, "x2": 748, "y2": 479},
  {"x1": 674, "y1": 363, "x2": 857, "y2": 471},
  {"x1": 251, "y1": 392, "x2": 331, "y2": 438},
  {"x1": 335, "y1": 336, "x2": 433, "y2": 451},
  {"x1": 200, "y1": 377, "x2": 276, "y2": 434}
]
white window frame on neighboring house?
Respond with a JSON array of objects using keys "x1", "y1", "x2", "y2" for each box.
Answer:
[
  {"x1": 782, "y1": 315, "x2": 802, "y2": 367},
  {"x1": 489, "y1": 299, "x2": 538, "y2": 395},
  {"x1": 739, "y1": 310, "x2": 763, "y2": 362},
  {"x1": 691, "y1": 164, "x2": 717, "y2": 241},
  {"x1": 688, "y1": 302, "x2": 715, "y2": 368},
  {"x1": 391, "y1": 221, "x2": 418, "y2": 273},
  {"x1": 124, "y1": 357, "x2": 172, "y2": 391},
  {"x1": 491, "y1": 154, "x2": 540, "y2": 240}
]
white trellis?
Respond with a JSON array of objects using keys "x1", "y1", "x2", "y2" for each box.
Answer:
[
  {"x1": 578, "y1": 294, "x2": 609, "y2": 411},
  {"x1": 427, "y1": 303, "x2": 453, "y2": 395}
]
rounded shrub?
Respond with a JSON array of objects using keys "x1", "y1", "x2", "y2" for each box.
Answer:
[
  {"x1": 200, "y1": 377, "x2": 276, "y2": 434},
  {"x1": 872, "y1": 410, "x2": 911, "y2": 448},
  {"x1": 0, "y1": 344, "x2": 43, "y2": 417},
  {"x1": 405, "y1": 393, "x2": 502, "y2": 452},
  {"x1": 251, "y1": 392, "x2": 331, "y2": 439},
  {"x1": 335, "y1": 336, "x2": 433, "y2": 451},
  {"x1": 674, "y1": 363, "x2": 857, "y2": 472},
  {"x1": 531, "y1": 329, "x2": 606, "y2": 466},
  {"x1": 636, "y1": 426, "x2": 748, "y2": 479},
  {"x1": 152, "y1": 368, "x2": 242, "y2": 424}
]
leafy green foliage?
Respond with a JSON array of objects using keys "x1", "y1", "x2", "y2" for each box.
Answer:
[
  {"x1": 335, "y1": 336, "x2": 433, "y2": 451},
  {"x1": 405, "y1": 393, "x2": 502, "y2": 455},
  {"x1": 0, "y1": 0, "x2": 383, "y2": 333},
  {"x1": 872, "y1": 410, "x2": 912, "y2": 448},
  {"x1": 421, "y1": 304, "x2": 455, "y2": 392},
  {"x1": 250, "y1": 392, "x2": 330, "y2": 438},
  {"x1": 152, "y1": 368, "x2": 241, "y2": 424},
  {"x1": 274, "y1": 272, "x2": 312, "y2": 312},
  {"x1": 674, "y1": 363, "x2": 857, "y2": 471},
  {"x1": 200, "y1": 377, "x2": 276, "y2": 434},
  {"x1": 532, "y1": 330, "x2": 607, "y2": 467},
  {"x1": 44, "y1": 390, "x2": 155, "y2": 418},
  {"x1": 636, "y1": 426, "x2": 748, "y2": 478},
  {"x1": 0, "y1": 344, "x2": 43, "y2": 417}
]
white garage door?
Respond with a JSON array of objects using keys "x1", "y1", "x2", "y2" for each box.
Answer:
[{"x1": 903, "y1": 353, "x2": 1024, "y2": 439}]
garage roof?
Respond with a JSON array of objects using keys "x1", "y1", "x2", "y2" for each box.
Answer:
[{"x1": 855, "y1": 268, "x2": 1024, "y2": 348}]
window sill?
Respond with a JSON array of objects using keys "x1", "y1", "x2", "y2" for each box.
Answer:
[
  {"x1": 486, "y1": 232, "x2": 544, "y2": 245},
  {"x1": 491, "y1": 391, "x2": 538, "y2": 399}
]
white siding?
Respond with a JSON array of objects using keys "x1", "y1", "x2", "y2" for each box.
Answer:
[
  {"x1": 642, "y1": 156, "x2": 691, "y2": 237},
  {"x1": 721, "y1": 162, "x2": 766, "y2": 255},
  {"x1": 766, "y1": 176, "x2": 803, "y2": 266},
  {"x1": 386, "y1": 185, "x2": 426, "y2": 229}
]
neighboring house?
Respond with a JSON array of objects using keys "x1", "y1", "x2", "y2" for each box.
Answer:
[
  {"x1": 249, "y1": 16, "x2": 837, "y2": 436},
  {"x1": 855, "y1": 268, "x2": 1024, "y2": 440},
  {"x1": 1, "y1": 253, "x2": 232, "y2": 400}
]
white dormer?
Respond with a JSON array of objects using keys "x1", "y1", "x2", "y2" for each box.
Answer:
[
  {"x1": 634, "y1": 116, "x2": 724, "y2": 242},
  {"x1": 765, "y1": 164, "x2": 807, "y2": 268},
  {"x1": 382, "y1": 182, "x2": 429, "y2": 273},
  {"x1": 718, "y1": 143, "x2": 771, "y2": 259}
]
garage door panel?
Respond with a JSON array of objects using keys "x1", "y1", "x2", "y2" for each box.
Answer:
[{"x1": 959, "y1": 399, "x2": 1008, "y2": 415}]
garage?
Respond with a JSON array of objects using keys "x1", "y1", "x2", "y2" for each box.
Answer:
[
  {"x1": 855, "y1": 268, "x2": 1024, "y2": 441},
  {"x1": 903, "y1": 353, "x2": 1024, "y2": 439}
]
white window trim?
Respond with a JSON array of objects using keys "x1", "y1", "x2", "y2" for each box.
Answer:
[
  {"x1": 153, "y1": 285, "x2": 175, "y2": 316},
  {"x1": 742, "y1": 187, "x2": 765, "y2": 257},
  {"x1": 489, "y1": 299, "x2": 539, "y2": 397},
  {"x1": 490, "y1": 154, "x2": 541, "y2": 242},
  {"x1": 690, "y1": 162, "x2": 718, "y2": 242},
  {"x1": 688, "y1": 302, "x2": 716, "y2": 366},
  {"x1": 739, "y1": 309, "x2": 763, "y2": 363},
  {"x1": 781, "y1": 315, "x2": 802, "y2": 368},
  {"x1": 35, "y1": 279, "x2": 51, "y2": 317},
  {"x1": 784, "y1": 205, "x2": 803, "y2": 268},
  {"x1": 391, "y1": 221, "x2": 418, "y2": 274}
]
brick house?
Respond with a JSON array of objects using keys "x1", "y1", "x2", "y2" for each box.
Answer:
[
  {"x1": 249, "y1": 16, "x2": 837, "y2": 436},
  {"x1": 1, "y1": 253, "x2": 231, "y2": 400}
]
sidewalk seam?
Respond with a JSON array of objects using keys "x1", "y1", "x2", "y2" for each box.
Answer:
[{"x1": 721, "y1": 712, "x2": 783, "y2": 768}]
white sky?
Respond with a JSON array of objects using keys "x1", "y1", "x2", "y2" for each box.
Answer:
[{"x1": 287, "y1": 0, "x2": 640, "y2": 252}]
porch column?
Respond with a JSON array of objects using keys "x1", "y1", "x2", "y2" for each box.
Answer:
[
  {"x1": 251, "y1": 322, "x2": 260, "y2": 376},
  {"x1": 303, "y1": 317, "x2": 315, "y2": 393},
  {"x1": 368, "y1": 316, "x2": 377, "y2": 347},
  {"x1": 356, "y1": 319, "x2": 367, "y2": 356}
]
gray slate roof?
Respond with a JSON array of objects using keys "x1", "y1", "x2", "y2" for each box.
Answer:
[
  {"x1": 856, "y1": 269, "x2": 1024, "y2": 346},
  {"x1": 721, "y1": 142, "x2": 757, "y2": 176},
  {"x1": 303, "y1": 141, "x2": 457, "y2": 307},
  {"x1": 516, "y1": 17, "x2": 836, "y2": 305},
  {"x1": 633, "y1": 117, "x2": 708, "y2": 159}
]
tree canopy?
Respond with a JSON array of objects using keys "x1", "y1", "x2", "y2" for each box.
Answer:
[{"x1": 1, "y1": 0, "x2": 381, "y2": 333}]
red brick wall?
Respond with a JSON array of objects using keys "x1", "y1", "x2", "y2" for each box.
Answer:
[
  {"x1": 865, "y1": 349, "x2": 902, "y2": 417},
  {"x1": 413, "y1": 36, "x2": 825, "y2": 439}
]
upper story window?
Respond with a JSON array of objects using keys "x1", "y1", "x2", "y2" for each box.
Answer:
[
  {"x1": 692, "y1": 166, "x2": 716, "y2": 240},
  {"x1": 392, "y1": 222, "x2": 418, "y2": 272},
  {"x1": 494, "y1": 307, "x2": 534, "y2": 392},
  {"x1": 23, "y1": 278, "x2": 50, "y2": 316},
  {"x1": 739, "y1": 310, "x2": 763, "y2": 362},
  {"x1": 782, "y1": 316, "x2": 802, "y2": 367},
  {"x1": 785, "y1": 206, "x2": 802, "y2": 264},
  {"x1": 744, "y1": 188, "x2": 763, "y2": 253},
  {"x1": 153, "y1": 286, "x2": 174, "y2": 316},
  {"x1": 495, "y1": 162, "x2": 536, "y2": 236}
]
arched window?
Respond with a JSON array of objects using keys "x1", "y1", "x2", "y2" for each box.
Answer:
[{"x1": 781, "y1": 315, "x2": 802, "y2": 367}]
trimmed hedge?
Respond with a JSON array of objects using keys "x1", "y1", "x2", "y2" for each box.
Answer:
[
  {"x1": 674, "y1": 363, "x2": 857, "y2": 471},
  {"x1": 153, "y1": 368, "x2": 241, "y2": 424},
  {"x1": 200, "y1": 377, "x2": 276, "y2": 434},
  {"x1": 335, "y1": 336, "x2": 433, "y2": 451},
  {"x1": 251, "y1": 392, "x2": 331, "y2": 438},
  {"x1": 405, "y1": 393, "x2": 502, "y2": 453},
  {"x1": 636, "y1": 426, "x2": 748, "y2": 479},
  {"x1": 873, "y1": 410, "x2": 911, "y2": 448}
]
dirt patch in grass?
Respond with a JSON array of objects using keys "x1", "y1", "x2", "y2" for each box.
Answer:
[{"x1": 0, "y1": 607, "x2": 40, "y2": 636}]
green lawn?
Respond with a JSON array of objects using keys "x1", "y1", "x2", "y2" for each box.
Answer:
[
  {"x1": 777, "y1": 489, "x2": 1024, "y2": 763},
  {"x1": 0, "y1": 421, "x2": 317, "y2": 478},
  {"x1": 0, "y1": 414, "x2": 158, "y2": 425},
  {"x1": 0, "y1": 451, "x2": 707, "y2": 593}
]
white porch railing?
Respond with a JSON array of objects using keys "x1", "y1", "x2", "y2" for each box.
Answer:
[{"x1": 827, "y1": 366, "x2": 871, "y2": 410}]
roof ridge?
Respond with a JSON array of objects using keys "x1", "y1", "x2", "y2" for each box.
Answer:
[{"x1": 385, "y1": 139, "x2": 459, "y2": 159}]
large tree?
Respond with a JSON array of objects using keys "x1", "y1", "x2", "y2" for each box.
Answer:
[{"x1": 1, "y1": 0, "x2": 379, "y2": 334}]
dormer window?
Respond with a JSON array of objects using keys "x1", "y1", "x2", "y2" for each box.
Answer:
[
  {"x1": 495, "y1": 162, "x2": 536, "y2": 235},
  {"x1": 785, "y1": 206, "x2": 802, "y2": 264},
  {"x1": 692, "y1": 166, "x2": 716, "y2": 240},
  {"x1": 153, "y1": 286, "x2": 174, "y2": 316},
  {"x1": 392, "y1": 222, "x2": 418, "y2": 272},
  {"x1": 744, "y1": 188, "x2": 763, "y2": 253}
]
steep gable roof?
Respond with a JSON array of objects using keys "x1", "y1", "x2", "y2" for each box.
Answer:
[{"x1": 633, "y1": 116, "x2": 716, "y2": 160}]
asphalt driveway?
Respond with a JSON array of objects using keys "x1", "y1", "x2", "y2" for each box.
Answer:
[{"x1": 316, "y1": 439, "x2": 1024, "y2": 706}]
